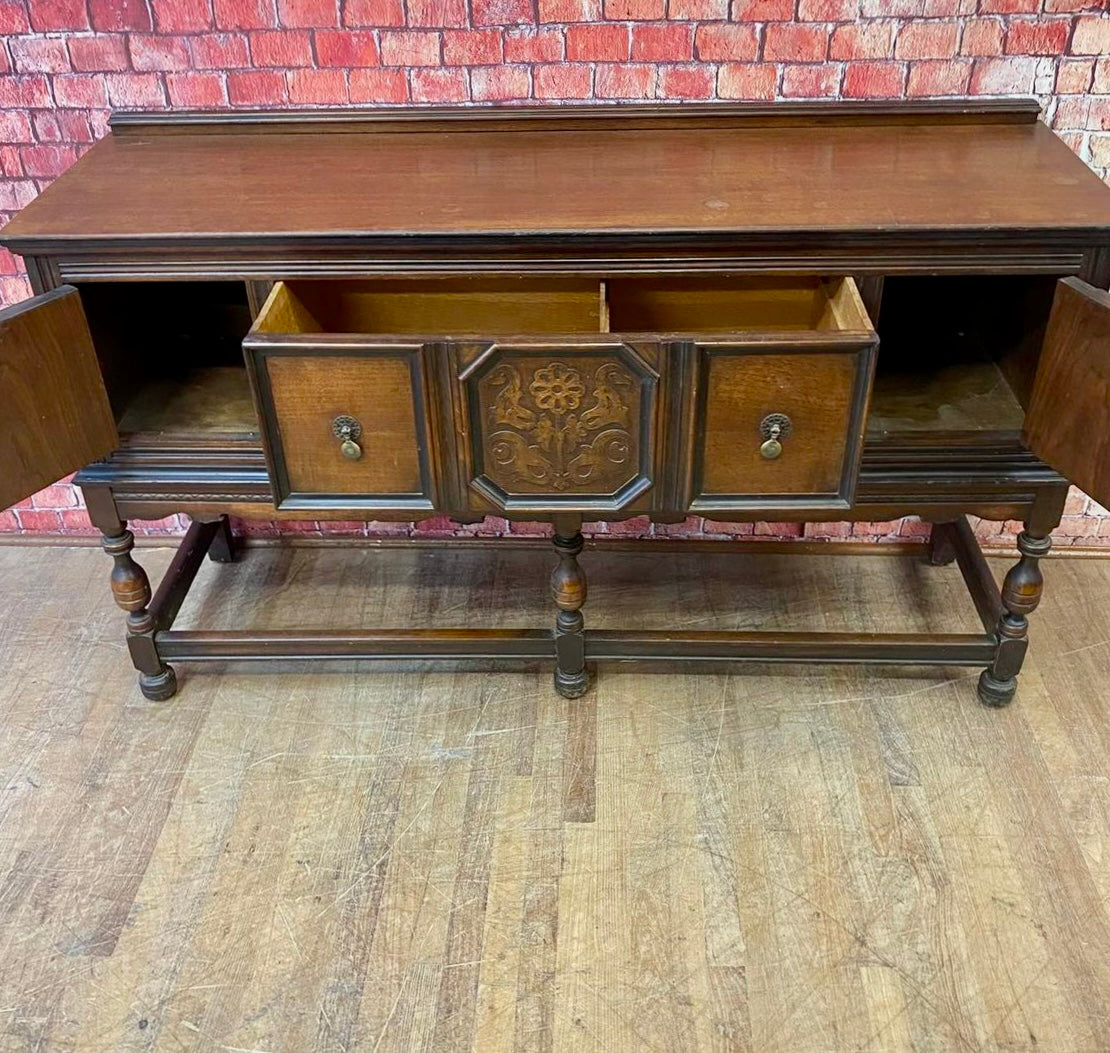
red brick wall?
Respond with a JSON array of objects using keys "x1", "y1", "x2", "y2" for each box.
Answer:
[{"x1": 1, "y1": 0, "x2": 1108, "y2": 545}]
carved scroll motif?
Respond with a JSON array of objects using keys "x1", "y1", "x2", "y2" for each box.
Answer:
[{"x1": 483, "y1": 359, "x2": 637, "y2": 492}]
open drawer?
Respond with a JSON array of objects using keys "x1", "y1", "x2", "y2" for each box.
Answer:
[
  {"x1": 246, "y1": 276, "x2": 876, "y2": 515},
  {"x1": 607, "y1": 276, "x2": 878, "y2": 515}
]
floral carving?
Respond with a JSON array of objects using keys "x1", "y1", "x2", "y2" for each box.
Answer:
[{"x1": 481, "y1": 358, "x2": 639, "y2": 493}]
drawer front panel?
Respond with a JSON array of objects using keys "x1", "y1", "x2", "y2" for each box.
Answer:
[
  {"x1": 248, "y1": 344, "x2": 437, "y2": 511},
  {"x1": 455, "y1": 341, "x2": 659, "y2": 513},
  {"x1": 691, "y1": 342, "x2": 875, "y2": 512}
]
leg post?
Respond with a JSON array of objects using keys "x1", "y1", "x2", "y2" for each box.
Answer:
[
  {"x1": 206, "y1": 514, "x2": 240, "y2": 564},
  {"x1": 978, "y1": 528, "x2": 1051, "y2": 708},
  {"x1": 550, "y1": 523, "x2": 588, "y2": 699},
  {"x1": 927, "y1": 521, "x2": 958, "y2": 566},
  {"x1": 101, "y1": 525, "x2": 177, "y2": 701}
]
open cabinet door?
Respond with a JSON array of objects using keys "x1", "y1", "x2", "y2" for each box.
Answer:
[
  {"x1": 1025, "y1": 277, "x2": 1110, "y2": 511},
  {"x1": 0, "y1": 286, "x2": 117, "y2": 511}
]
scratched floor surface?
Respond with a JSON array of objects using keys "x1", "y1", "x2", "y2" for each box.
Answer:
[{"x1": 0, "y1": 542, "x2": 1108, "y2": 1052}]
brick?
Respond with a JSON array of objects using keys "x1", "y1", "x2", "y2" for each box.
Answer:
[
  {"x1": 0, "y1": 509, "x2": 22, "y2": 533},
  {"x1": 0, "y1": 146, "x2": 25, "y2": 176},
  {"x1": 105, "y1": 71, "x2": 167, "y2": 106},
  {"x1": 32, "y1": 483, "x2": 79, "y2": 509},
  {"x1": 977, "y1": 0, "x2": 1037, "y2": 11},
  {"x1": 473, "y1": 0, "x2": 533, "y2": 25},
  {"x1": 764, "y1": 23, "x2": 829, "y2": 63},
  {"x1": 471, "y1": 63, "x2": 530, "y2": 99},
  {"x1": 0, "y1": 1, "x2": 30, "y2": 31},
  {"x1": 603, "y1": 516, "x2": 652, "y2": 536},
  {"x1": 604, "y1": 0, "x2": 664, "y2": 17},
  {"x1": 0, "y1": 74, "x2": 53, "y2": 107},
  {"x1": 1090, "y1": 133, "x2": 1110, "y2": 169},
  {"x1": 798, "y1": 0, "x2": 858, "y2": 17},
  {"x1": 342, "y1": 0, "x2": 405, "y2": 23},
  {"x1": 1073, "y1": 16, "x2": 1110, "y2": 56},
  {"x1": 443, "y1": 29, "x2": 502, "y2": 64},
  {"x1": 0, "y1": 180, "x2": 37, "y2": 209},
  {"x1": 634, "y1": 23, "x2": 695, "y2": 61},
  {"x1": 213, "y1": 0, "x2": 276, "y2": 29},
  {"x1": 166, "y1": 70, "x2": 227, "y2": 106},
  {"x1": 538, "y1": 0, "x2": 601, "y2": 19},
  {"x1": 317, "y1": 29, "x2": 380, "y2": 64},
  {"x1": 1054, "y1": 95, "x2": 1090, "y2": 129},
  {"x1": 58, "y1": 509, "x2": 99, "y2": 534},
  {"x1": 190, "y1": 33, "x2": 251, "y2": 67},
  {"x1": 667, "y1": 0, "x2": 727, "y2": 16},
  {"x1": 1095, "y1": 58, "x2": 1110, "y2": 94},
  {"x1": 406, "y1": 0, "x2": 467, "y2": 26},
  {"x1": 53, "y1": 73, "x2": 109, "y2": 106},
  {"x1": 0, "y1": 112, "x2": 34, "y2": 142},
  {"x1": 695, "y1": 23, "x2": 757, "y2": 61},
  {"x1": 659, "y1": 63, "x2": 715, "y2": 98},
  {"x1": 830, "y1": 22, "x2": 895, "y2": 61},
  {"x1": 349, "y1": 66, "x2": 408, "y2": 100},
  {"x1": 152, "y1": 0, "x2": 213, "y2": 30},
  {"x1": 89, "y1": 0, "x2": 153, "y2": 31},
  {"x1": 56, "y1": 111, "x2": 95, "y2": 141},
  {"x1": 32, "y1": 111, "x2": 61, "y2": 141},
  {"x1": 10, "y1": 37, "x2": 71, "y2": 73},
  {"x1": 28, "y1": 0, "x2": 90, "y2": 29},
  {"x1": 595, "y1": 62, "x2": 656, "y2": 97},
  {"x1": 0, "y1": 275, "x2": 33, "y2": 301},
  {"x1": 922, "y1": 0, "x2": 973, "y2": 12},
  {"x1": 567, "y1": 23, "x2": 629, "y2": 61},
  {"x1": 129, "y1": 34, "x2": 190, "y2": 70},
  {"x1": 1004, "y1": 19, "x2": 1070, "y2": 55},
  {"x1": 1055, "y1": 58, "x2": 1093, "y2": 94},
  {"x1": 701, "y1": 518, "x2": 754, "y2": 535},
  {"x1": 533, "y1": 62, "x2": 591, "y2": 97},
  {"x1": 1044, "y1": 0, "x2": 1102, "y2": 8},
  {"x1": 381, "y1": 30, "x2": 441, "y2": 64},
  {"x1": 410, "y1": 66, "x2": 468, "y2": 100},
  {"x1": 907, "y1": 58, "x2": 971, "y2": 95},
  {"x1": 249, "y1": 29, "x2": 314, "y2": 65},
  {"x1": 960, "y1": 18, "x2": 1003, "y2": 56},
  {"x1": 69, "y1": 35, "x2": 129, "y2": 71},
  {"x1": 504, "y1": 28, "x2": 563, "y2": 62},
  {"x1": 842, "y1": 59, "x2": 906, "y2": 97},
  {"x1": 288, "y1": 67, "x2": 349, "y2": 102},
  {"x1": 970, "y1": 56, "x2": 1036, "y2": 94},
  {"x1": 753, "y1": 521, "x2": 804, "y2": 536},
  {"x1": 1089, "y1": 98, "x2": 1110, "y2": 131},
  {"x1": 278, "y1": 0, "x2": 339, "y2": 24},
  {"x1": 780, "y1": 61, "x2": 841, "y2": 96},
  {"x1": 717, "y1": 60, "x2": 777, "y2": 98},
  {"x1": 15, "y1": 509, "x2": 62, "y2": 532},
  {"x1": 894, "y1": 21, "x2": 958, "y2": 59},
  {"x1": 730, "y1": 0, "x2": 793, "y2": 17},
  {"x1": 20, "y1": 144, "x2": 79, "y2": 177},
  {"x1": 227, "y1": 69, "x2": 287, "y2": 104}
]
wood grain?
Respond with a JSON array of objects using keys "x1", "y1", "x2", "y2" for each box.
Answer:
[
  {"x1": 5, "y1": 120, "x2": 1110, "y2": 247},
  {"x1": 2, "y1": 542, "x2": 1109, "y2": 1051},
  {"x1": 0, "y1": 286, "x2": 117, "y2": 510},
  {"x1": 1025, "y1": 277, "x2": 1110, "y2": 510}
]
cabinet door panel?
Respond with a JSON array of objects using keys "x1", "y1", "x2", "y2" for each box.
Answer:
[
  {"x1": 454, "y1": 340, "x2": 660, "y2": 514},
  {"x1": 1025, "y1": 278, "x2": 1110, "y2": 509},
  {"x1": 0, "y1": 286, "x2": 117, "y2": 511}
]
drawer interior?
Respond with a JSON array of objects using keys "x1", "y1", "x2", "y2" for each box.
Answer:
[
  {"x1": 254, "y1": 278, "x2": 606, "y2": 336},
  {"x1": 255, "y1": 276, "x2": 874, "y2": 337},
  {"x1": 606, "y1": 276, "x2": 871, "y2": 332}
]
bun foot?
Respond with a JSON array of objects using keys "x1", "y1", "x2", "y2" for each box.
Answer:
[
  {"x1": 139, "y1": 665, "x2": 178, "y2": 702},
  {"x1": 977, "y1": 669, "x2": 1016, "y2": 708},
  {"x1": 555, "y1": 667, "x2": 590, "y2": 699}
]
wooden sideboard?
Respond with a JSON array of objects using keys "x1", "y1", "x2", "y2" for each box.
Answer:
[{"x1": 2, "y1": 100, "x2": 1110, "y2": 705}]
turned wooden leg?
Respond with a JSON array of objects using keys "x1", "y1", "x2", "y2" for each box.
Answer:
[
  {"x1": 550, "y1": 524, "x2": 589, "y2": 699},
  {"x1": 927, "y1": 521, "x2": 958, "y2": 566},
  {"x1": 101, "y1": 525, "x2": 177, "y2": 701},
  {"x1": 978, "y1": 528, "x2": 1050, "y2": 708},
  {"x1": 206, "y1": 515, "x2": 240, "y2": 564}
]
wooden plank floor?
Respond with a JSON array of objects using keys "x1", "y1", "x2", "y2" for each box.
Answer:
[{"x1": 0, "y1": 542, "x2": 1108, "y2": 1052}]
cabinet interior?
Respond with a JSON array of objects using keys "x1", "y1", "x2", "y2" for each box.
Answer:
[
  {"x1": 867, "y1": 275, "x2": 1057, "y2": 439},
  {"x1": 79, "y1": 274, "x2": 1059, "y2": 446}
]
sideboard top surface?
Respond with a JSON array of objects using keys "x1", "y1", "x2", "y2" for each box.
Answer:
[{"x1": 4, "y1": 102, "x2": 1110, "y2": 255}]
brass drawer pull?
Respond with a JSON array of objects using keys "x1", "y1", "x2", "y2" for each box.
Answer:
[
  {"x1": 332, "y1": 415, "x2": 363, "y2": 461},
  {"x1": 759, "y1": 413, "x2": 792, "y2": 460}
]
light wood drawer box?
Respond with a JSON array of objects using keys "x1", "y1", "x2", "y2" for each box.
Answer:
[{"x1": 609, "y1": 276, "x2": 878, "y2": 514}]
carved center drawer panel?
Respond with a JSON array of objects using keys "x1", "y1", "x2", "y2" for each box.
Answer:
[{"x1": 245, "y1": 276, "x2": 875, "y2": 516}]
